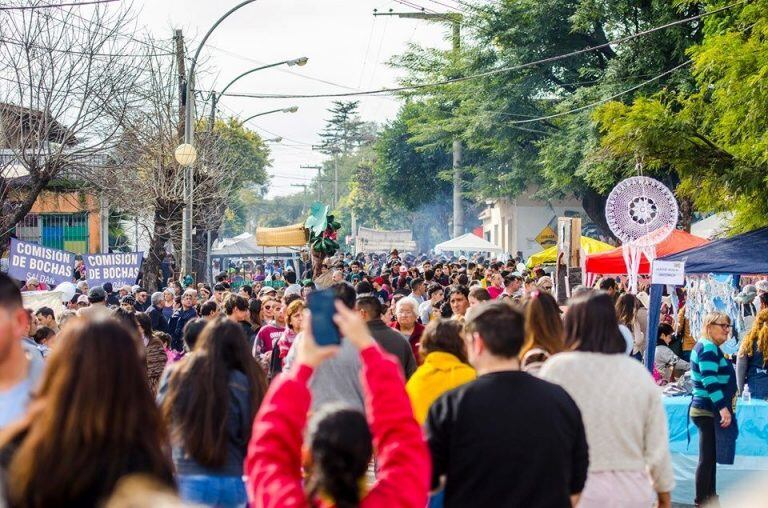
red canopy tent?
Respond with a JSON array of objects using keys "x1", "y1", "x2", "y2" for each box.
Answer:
[{"x1": 585, "y1": 229, "x2": 709, "y2": 275}]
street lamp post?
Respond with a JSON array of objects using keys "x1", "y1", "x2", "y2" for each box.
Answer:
[
  {"x1": 176, "y1": 0, "x2": 259, "y2": 278},
  {"x1": 208, "y1": 57, "x2": 307, "y2": 129},
  {"x1": 239, "y1": 106, "x2": 298, "y2": 125}
]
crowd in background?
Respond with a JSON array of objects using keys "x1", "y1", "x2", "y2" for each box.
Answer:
[{"x1": 2, "y1": 248, "x2": 767, "y2": 507}]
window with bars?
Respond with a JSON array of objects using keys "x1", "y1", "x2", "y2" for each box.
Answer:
[{"x1": 15, "y1": 213, "x2": 89, "y2": 254}]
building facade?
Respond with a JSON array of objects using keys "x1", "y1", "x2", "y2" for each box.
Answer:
[{"x1": 479, "y1": 193, "x2": 588, "y2": 259}]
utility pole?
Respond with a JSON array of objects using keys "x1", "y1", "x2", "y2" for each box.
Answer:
[
  {"x1": 333, "y1": 156, "x2": 339, "y2": 209},
  {"x1": 208, "y1": 92, "x2": 217, "y2": 132},
  {"x1": 373, "y1": 9, "x2": 464, "y2": 237},
  {"x1": 174, "y1": 29, "x2": 189, "y2": 270},
  {"x1": 300, "y1": 164, "x2": 323, "y2": 202}
]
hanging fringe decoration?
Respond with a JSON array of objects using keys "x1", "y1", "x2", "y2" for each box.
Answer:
[{"x1": 605, "y1": 175, "x2": 678, "y2": 293}]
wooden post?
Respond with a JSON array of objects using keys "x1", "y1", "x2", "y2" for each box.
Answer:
[{"x1": 556, "y1": 217, "x2": 582, "y2": 303}]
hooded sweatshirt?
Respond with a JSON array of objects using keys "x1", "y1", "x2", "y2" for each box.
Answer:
[{"x1": 406, "y1": 351, "x2": 476, "y2": 424}]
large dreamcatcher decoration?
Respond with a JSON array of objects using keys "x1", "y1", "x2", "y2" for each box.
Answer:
[{"x1": 605, "y1": 174, "x2": 678, "y2": 293}]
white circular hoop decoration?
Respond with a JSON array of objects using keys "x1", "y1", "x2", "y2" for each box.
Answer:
[{"x1": 605, "y1": 176, "x2": 678, "y2": 247}]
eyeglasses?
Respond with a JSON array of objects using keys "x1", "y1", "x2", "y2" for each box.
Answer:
[{"x1": 712, "y1": 322, "x2": 732, "y2": 330}]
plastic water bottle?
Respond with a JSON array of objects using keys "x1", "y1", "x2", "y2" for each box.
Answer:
[{"x1": 743, "y1": 384, "x2": 752, "y2": 403}]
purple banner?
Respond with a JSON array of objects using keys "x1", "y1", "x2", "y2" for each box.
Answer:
[
  {"x1": 8, "y1": 238, "x2": 74, "y2": 286},
  {"x1": 84, "y1": 252, "x2": 143, "y2": 288}
]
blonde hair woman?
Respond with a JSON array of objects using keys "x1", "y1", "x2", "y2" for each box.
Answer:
[
  {"x1": 690, "y1": 311, "x2": 738, "y2": 506},
  {"x1": 736, "y1": 309, "x2": 768, "y2": 399}
]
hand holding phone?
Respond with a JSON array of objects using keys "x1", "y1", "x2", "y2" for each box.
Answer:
[
  {"x1": 297, "y1": 307, "x2": 339, "y2": 369},
  {"x1": 307, "y1": 289, "x2": 341, "y2": 346}
]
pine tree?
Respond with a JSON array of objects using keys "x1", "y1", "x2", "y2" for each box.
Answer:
[{"x1": 317, "y1": 101, "x2": 365, "y2": 156}]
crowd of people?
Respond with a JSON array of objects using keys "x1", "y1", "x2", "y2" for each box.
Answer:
[{"x1": 2, "y1": 248, "x2": 767, "y2": 507}]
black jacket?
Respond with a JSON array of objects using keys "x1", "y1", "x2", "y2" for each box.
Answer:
[
  {"x1": 367, "y1": 319, "x2": 417, "y2": 379},
  {"x1": 146, "y1": 304, "x2": 169, "y2": 334}
]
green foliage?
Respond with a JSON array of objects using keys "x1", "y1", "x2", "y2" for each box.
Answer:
[
  {"x1": 317, "y1": 101, "x2": 366, "y2": 156},
  {"x1": 594, "y1": 0, "x2": 768, "y2": 232},
  {"x1": 215, "y1": 117, "x2": 270, "y2": 188},
  {"x1": 374, "y1": 103, "x2": 453, "y2": 210},
  {"x1": 383, "y1": 0, "x2": 704, "y2": 235},
  {"x1": 209, "y1": 118, "x2": 270, "y2": 236}
]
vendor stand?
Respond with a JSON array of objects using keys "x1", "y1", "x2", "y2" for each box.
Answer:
[
  {"x1": 526, "y1": 236, "x2": 613, "y2": 269},
  {"x1": 647, "y1": 226, "x2": 768, "y2": 504},
  {"x1": 434, "y1": 233, "x2": 503, "y2": 256}
]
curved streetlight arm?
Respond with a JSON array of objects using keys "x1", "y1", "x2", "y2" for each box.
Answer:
[
  {"x1": 220, "y1": 61, "x2": 290, "y2": 97},
  {"x1": 240, "y1": 108, "x2": 294, "y2": 124},
  {"x1": 184, "y1": 0, "x2": 258, "y2": 144}
]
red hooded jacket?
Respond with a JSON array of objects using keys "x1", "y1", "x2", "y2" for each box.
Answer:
[{"x1": 245, "y1": 345, "x2": 431, "y2": 508}]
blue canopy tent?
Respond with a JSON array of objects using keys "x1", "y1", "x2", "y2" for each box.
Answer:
[{"x1": 644, "y1": 226, "x2": 768, "y2": 371}]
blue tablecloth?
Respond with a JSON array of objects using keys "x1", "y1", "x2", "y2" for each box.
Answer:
[{"x1": 663, "y1": 395, "x2": 768, "y2": 503}]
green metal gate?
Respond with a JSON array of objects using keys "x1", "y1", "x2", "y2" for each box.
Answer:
[{"x1": 16, "y1": 213, "x2": 89, "y2": 254}]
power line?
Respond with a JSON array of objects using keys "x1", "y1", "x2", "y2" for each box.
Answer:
[
  {"x1": 32, "y1": 1, "x2": 177, "y2": 55},
  {"x1": 423, "y1": 0, "x2": 465, "y2": 13},
  {"x1": 222, "y1": 0, "x2": 747, "y2": 100},
  {"x1": 206, "y1": 44, "x2": 361, "y2": 92},
  {"x1": 357, "y1": 16, "x2": 377, "y2": 88},
  {"x1": 506, "y1": 60, "x2": 692, "y2": 124},
  {"x1": 0, "y1": 35, "x2": 175, "y2": 57},
  {"x1": 393, "y1": 0, "x2": 439, "y2": 14},
  {"x1": 0, "y1": 0, "x2": 119, "y2": 10}
]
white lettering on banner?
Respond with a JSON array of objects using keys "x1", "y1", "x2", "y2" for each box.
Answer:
[
  {"x1": 16, "y1": 242, "x2": 73, "y2": 264},
  {"x1": 102, "y1": 267, "x2": 139, "y2": 280},
  {"x1": 86, "y1": 253, "x2": 139, "y2": 267},
  {"x1": 28, "y1": 258, "x2": 71, "y2": 277},
  {"x1": 27, "y1": 272, "x2": 54, "y2": 285}
]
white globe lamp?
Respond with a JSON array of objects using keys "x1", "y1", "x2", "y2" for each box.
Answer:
[{"x1": 175, "y1": 143, "x2": 198, "y2": 166}]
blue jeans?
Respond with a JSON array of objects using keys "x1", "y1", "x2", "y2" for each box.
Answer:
[{"x1": 177, "y1": 474, "x2": 247, "y2": 508}]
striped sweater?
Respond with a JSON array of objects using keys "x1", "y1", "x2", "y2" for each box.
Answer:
[{"x1": 691, "y1": 338, "x2": 734, "y2": 413}]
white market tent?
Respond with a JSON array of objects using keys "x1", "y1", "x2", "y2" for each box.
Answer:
[
  {"x1": 434, "y1": 233, "x2": 504, "y2": 254},
  {"x1": 211, "y1": 233, "x2": 299, "y2": 257},
  {"x1": 690, "y1": 212, "x2": 733, "y2": 239}
]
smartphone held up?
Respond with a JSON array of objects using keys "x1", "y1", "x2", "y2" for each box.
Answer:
[{"x1": 307, "y1": 289, "x2": 341, "y2": 346}]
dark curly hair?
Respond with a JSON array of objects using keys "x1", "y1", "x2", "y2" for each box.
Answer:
[{"x1": 306, "y1": 406, "x2": 373, "y2": 508}]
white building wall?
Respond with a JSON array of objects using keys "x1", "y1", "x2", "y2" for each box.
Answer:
[{"x1": 480, "y1": 194, "x2": 586, "y2": 259}]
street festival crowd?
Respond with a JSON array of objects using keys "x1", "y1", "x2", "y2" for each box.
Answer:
[{"x1": 2, "y1": 249, "x2": 768, "y2": 507}]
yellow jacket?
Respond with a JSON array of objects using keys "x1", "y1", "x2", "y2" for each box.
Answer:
[{"x1": 406, "y1": 351, "x2": 477, "y2": 424}]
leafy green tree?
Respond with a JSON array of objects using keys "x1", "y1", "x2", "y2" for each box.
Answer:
[
  {"x1": 317, "y1": 101, "x2": 366, "y2": 156},
  {"x1": 594, "y1": 0, "x2": 768, "y2": 232},
  {"x1": 387, "y1": 0, "x2": 703, "y2": 236},
  {"x1": 190, "y1": 118, "x2": 270, "y2": 278}
]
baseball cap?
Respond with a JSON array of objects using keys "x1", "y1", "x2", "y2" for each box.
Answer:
[
  {"x1": 284, "y1": 285, "x2": 302, "y2": 298},
  {"x1": 259, "y1": 286, "x2": 277, "y2": 297},
  {"x1": 399, "y1": 266, "x2": 408, "y2": 274},
  {"x1": 120, "y1": 294, "x2": 136, "y2": 306},
  {"x1": 88, "y1": 286, "x2": 107, "y2": 303},
  {"x1": 77, "y1": 294, "x2": 90, "y2": 305},
  {"x1": 374, "y1": 276, "x2": 384, "y2": 285}
]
